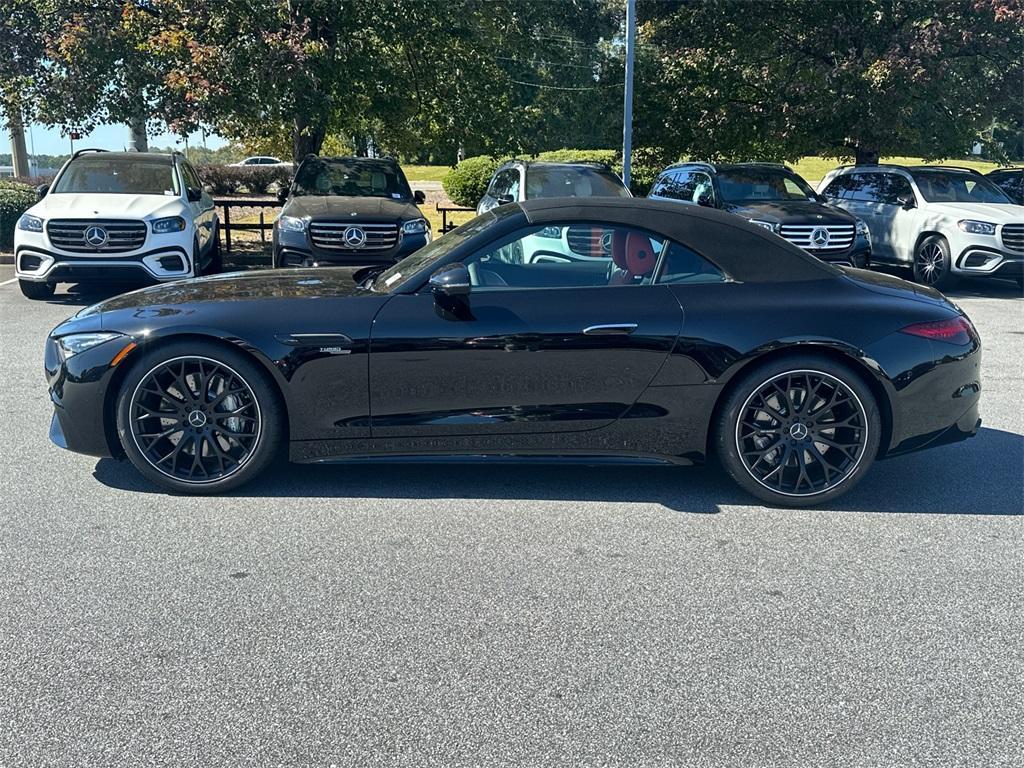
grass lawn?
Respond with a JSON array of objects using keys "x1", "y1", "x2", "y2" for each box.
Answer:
[
  {"x1": 403, "y1": 165, "x2": 452, "y2": 183},
  {"x1": 791, "y1": 156, "x2": 1000, "y2": 184}
]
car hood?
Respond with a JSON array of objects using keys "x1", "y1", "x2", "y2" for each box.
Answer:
[
  {"x1": 78, "y1": 268, "x2": 367, "y2": 317},
  {"x1": 922, "y1": 202, "x2": 1024, "y2": 222},
  {"x1": 841, "y1": 267, "x2": 953, "y2": 309},
  {"x1": 723, "y1": 200, "x2": 855, "y2": 224},
  {"x1": 31, "y1": 193, "x2": 187, "y2": 220},
  {"x1": 283, "y1": 195, "x2": 421, "y2": 221}
]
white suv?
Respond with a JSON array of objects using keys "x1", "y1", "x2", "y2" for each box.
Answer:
[
  {"x1": 818, "y1": 164, "x2": 1024, "y2": 290},
  {"x1": 15, "y1": 149, "x2": 219, "y2": 300}
]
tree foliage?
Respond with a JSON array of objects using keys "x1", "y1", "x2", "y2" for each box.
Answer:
[{"x1": 637, "y1": 0, "x2": 1024, "y2": 163}]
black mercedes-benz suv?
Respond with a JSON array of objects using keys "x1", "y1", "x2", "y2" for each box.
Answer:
[
  {"x1": 273, "y1": 156, "x2": 430, "y2": 268},
  {"x1": 649, "y1": 162, "x2": 871, "y2": 267}
]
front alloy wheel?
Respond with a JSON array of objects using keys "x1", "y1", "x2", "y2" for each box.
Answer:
[
  {"x1": 913, "y1": 236, "x2": 955, "y2": 291},
  {"x1": 117, "y1": 342, "x2": 284, "y2": 493},
  {"x1": 718, "y1": 358, "x2": 881, "y2": 506}
]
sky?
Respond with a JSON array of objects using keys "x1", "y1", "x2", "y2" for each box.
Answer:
[{"x1": 20, "y1": 123, "x2": 228, "y2": 156}]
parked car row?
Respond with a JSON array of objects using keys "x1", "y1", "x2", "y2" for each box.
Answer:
[{"x1": 11, "y1": 147, "x2": 1024, "y2": 301}]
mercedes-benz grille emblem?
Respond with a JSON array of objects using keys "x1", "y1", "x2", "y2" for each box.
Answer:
[
  {"x1": 810, "y1": 227, "x2": 830, "y2": 248},
  {"x1": 342, "y1": 226, "x2": 367, "y2": 249},
  {"x1": 84, "y1": 225, "x2": 109, "y2": 249},
  {"x1": 187, "y1": 410, "x2": 207, "y2": 428}
]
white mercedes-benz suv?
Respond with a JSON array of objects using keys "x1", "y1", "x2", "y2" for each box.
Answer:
[
  {"x1": 14, "y1": 149, "x2": 219, "y2": 300},
  {"x1": 818, "y1": 164, "x2": 1024, "y2": 290}
]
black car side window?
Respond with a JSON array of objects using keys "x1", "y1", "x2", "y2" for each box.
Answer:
[
  {"x1": 876, "y1": 174, "x2": 914, "y2": 205},
  {"x1": 655, "y1": 242, "x2": 727, "y2": 285},
  {"x1": 462, "y1": 223, "x2": 666, "y2": 290},
  {"x1": 652, "y1": 171, "x2": 714, "y2": 204}
]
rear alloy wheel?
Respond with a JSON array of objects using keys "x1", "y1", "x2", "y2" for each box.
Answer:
[
  {"x1": 717, "y1": 357, "x2": 881, "y2": 507},
  {"x1": 19, "y1": 280, "x2": 55, "y2": 300},
  {"x1": 116, "y1": 341, "x2": 284, "y2": 493},
  {"x1": 913, "y1": 235, "x2": 956, "y2": 291}
]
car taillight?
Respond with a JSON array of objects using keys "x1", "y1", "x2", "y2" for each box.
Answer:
[{"x1": 900, "y1": 317, "x2": 976, "y2": 345}]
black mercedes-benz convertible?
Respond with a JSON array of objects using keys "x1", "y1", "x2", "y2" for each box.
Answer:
[{"x1": 44, "y1": 198, "x2": 981, "y2": 506}]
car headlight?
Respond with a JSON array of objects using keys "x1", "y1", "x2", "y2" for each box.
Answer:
[
  {"x1": 17, "y1": 213, "x2": 44, "y2": 232},
  {"x1": 56, "y1": 332, "x2": 124, "y2": 358},
  {"x1": 957, "y1": 220, "x2": 996, "y2": 235},
  {"x1": 151, "y1": 216, "x2": 186, "y2": 234},
  {"x1": 855, "y1": 218, "x2": 871, "y2": 238},
  {"x1": 278, "y1": 215, "x2": 307, "y2": 233},
  {"x1": 536, "y1": 226, "x2": 562, "y2": 238},
  {"x1": 402, "y1": 218, "x2": 430, "y2": 235},
  {"x1": 748, "y1": 219, "x2": 779, "y2": 233}
]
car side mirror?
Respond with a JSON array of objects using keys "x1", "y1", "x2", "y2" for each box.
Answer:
[
  {"x1": 186, "y1": 186, "x2": 202, "y2": 202},
  {"x1": 36, "y1": 184, "x2": 49, "y2": 200},
  {"x1": 697, "y1": 193, "x2": 714, "y2": 207},
  {"x1": 496, "y1": 194, "x2": 515, "y2": 205},
  {"x1": 429, "y1": 263, "x2": 471, "y2": 298},
  {"x1": 277, "y1": 186, "x2": 290, "y2": 203},
  {"x1": 413, "y1": 189, "x2": 426, "y2": 204},
  {"x1": 896, "y1": 194, "x2": 916, "y2": 210}
]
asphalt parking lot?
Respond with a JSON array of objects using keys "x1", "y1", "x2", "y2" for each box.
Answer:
[{"x1": 1, "y1": 265, "x2": 1022, "y2": 767}]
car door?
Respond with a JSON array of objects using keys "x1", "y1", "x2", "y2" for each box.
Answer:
[
  {"x1": 823, "y1": 173, "x2": 892, "y2": 259},
  {"x1": 872, "y1": 173, "x2": 921, "y2": 263},
  {"x1": 182, "y1": 161, "x2": 215, "y2": 251},
  {"x1": 367, "y1": 222, "x2": 684, "y2": 438}
]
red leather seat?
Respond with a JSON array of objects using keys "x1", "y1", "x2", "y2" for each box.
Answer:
[{"x1": 609, "y1": 230, "x2": 657, "y2": 284}]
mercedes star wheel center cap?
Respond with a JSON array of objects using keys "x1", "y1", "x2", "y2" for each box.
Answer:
[
  {"x1": 188, "y1": 410, "x2": 208, "y2": 428},
  {"x1": 789, "y1": 423, "x2": 809, "y2": 440}
]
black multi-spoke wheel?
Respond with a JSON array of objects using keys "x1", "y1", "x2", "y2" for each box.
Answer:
[
  {"x1": 717, "y1": 357, "x2": 881, "y2": 507},
  {"x1": 913, "y1": 235, "x2": 955, "y2": 291},
  {"x1": 116, "y1": 342, "x2": 284, "y2": 493}
]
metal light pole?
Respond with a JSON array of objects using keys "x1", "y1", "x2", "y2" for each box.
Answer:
[{"x1": 621, "y1": 0, "x2": 636, "y2": 188}]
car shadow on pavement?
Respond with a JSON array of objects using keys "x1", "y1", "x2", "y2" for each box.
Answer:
[{"x1": 92, "y1": 427, "x2": 1023, "y2": 515}]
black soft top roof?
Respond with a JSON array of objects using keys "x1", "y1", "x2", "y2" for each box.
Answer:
[{"x1": 519, "y1": 197, "x2": 839, "y2": 283}]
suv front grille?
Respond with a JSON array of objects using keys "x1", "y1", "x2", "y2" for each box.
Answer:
[
  {"x1": 566, "y1": 225, "x2": 612, "y2": 257},
  {"x1": 778, "y1": 223, "x2": 855, "y2": 252},
  {"x1": 309, "y1": 221, "x2": 398, "y2": 251},
  {"x1": 46, "y1": 219, "x2": 148, "y2": 253},
  {"x1": 1002, "y1": 224, "x2": 1024, "y2": 252}
]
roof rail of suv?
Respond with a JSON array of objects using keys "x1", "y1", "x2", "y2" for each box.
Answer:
[
  {"x1": 71, "y1": 148, "x2": 108, "y2": 160},
  {"x1": 912, "y1": 165, "x2": 984, "y2": 175},
  {"x1": 664, "y1": 161, "x2": 717, "y2": 174}
]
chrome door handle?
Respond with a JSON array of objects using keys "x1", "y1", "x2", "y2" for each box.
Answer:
[{"x1": 582, "y1": 323, "x2": 638, "y2": 335}]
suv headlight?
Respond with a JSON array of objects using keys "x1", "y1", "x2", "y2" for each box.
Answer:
[
  {"x1": 151, "y1": 216, "x2": 186, "y2": 234},
  {"x1": 855, "y1": 218, "x2": 871, "y2": 238},
  {"x1": 278, "y1": 215, "x2": 307, "y2": 233},
  {"x1": 56, "y1": 332, "x2": 124, "y2": 358},
  {"x1": 957, "y1": 220, "x2": 996, "y2": 235},
  {"x1": 748, "y1": 219, "x2": 779, "y2": 233},
  {"x1": 17, "y1": 213, "x2": 43, "y2": 232},
  {"x1": 402, "y1": 218, "x2": 429, "y2": 235}
]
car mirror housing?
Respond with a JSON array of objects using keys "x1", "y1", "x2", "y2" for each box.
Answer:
[
  {"x1": 496, "y1": 194, "x2": 515, "y2": 205},
  {"x1": 429, "y1": 263, "x2": 471, "y2": 298},
  {"x1": 277, "y1": 187, "x2": 290, "y2": 203},
  {"x1": 414, "y1": 190, "x2": 426, "y2": 204},
  {"x1": 897, "y1": 194, "x2": 916, "y2": 210},
  {"x1": 36, "y1": 184, "x2": 49, "y2": 200},
  {"x1": 186, "y1": 186, "x2": 203, "y2": 202}
]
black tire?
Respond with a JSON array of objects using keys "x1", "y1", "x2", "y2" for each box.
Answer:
[
  {"x1": 206, "y1": 226, "x2": 223, "y2": 274},
  {"x1": 19, "y1": 280, "x2": 55, "y2": 300},
  {"x1": 115, "y1": 339, "x2": 286, "y2": 494},
  {"x1": 715, "y1": 355, "x2": 882, "y2": 507},
  {"x1": 912, "y1": 235, "x2": 957, "y2": 291}
]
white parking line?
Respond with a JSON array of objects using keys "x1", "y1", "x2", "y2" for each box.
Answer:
[{"x1": 0, "y1": 277, "x2": 17, "y2": 287}]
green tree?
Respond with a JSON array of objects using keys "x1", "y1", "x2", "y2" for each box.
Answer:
[{"x1": 639, "y1": 0, "x2": 1023, "y2": 163}]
